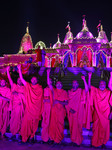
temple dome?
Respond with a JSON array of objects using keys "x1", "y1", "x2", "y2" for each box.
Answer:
[
  {"x1": 96, "y1": 25, "x2": 109, "y2": 44},
  {"x1": 63, "y1": 23, "x2": 73, "y2": 44},
  {"x1": 19, "y1": 23, "x2": 33, "y2": 54},
  {"x1": 76, "y1": 19, "x2": 94, "y2": 39},
  {"x1": 63, "y1": 31, "x2": 73, "y2": 44},
  {"x1": 53, "y1": 34, "x2": 61, "y2": 49},
  {"x1": 76, "y1": 29, "x2": 94, "y2": 39},
  {"x1": 35, "y1": 41, "x2": 46, "y2": 49}
]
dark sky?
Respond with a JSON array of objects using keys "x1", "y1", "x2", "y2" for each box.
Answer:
[{"x1": 0, "y1": 0, "x2": 112, "y2": 56}]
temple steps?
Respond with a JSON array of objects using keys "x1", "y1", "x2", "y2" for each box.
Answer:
[
  {"x1": 61, "y1": 69, "x2": 101, "y2": 90},
  {"x1": 5, "y1": 128, "x2": 112, "y2": 148}
]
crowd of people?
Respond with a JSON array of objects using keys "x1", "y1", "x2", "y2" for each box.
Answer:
[{"x1": 0, "y1": 65, "x2": 112, "y2": 148}]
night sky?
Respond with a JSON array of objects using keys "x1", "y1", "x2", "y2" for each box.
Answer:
[{"x1": 0, "y1": 0, "x2": 112, "y2": 56}]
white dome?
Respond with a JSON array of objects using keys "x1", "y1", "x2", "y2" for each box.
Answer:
[
  {"x1": 76, "y1": 29, "x2": 94, "y2": 39},
  {"x1": 53, "y1": 34, "x2": 61, "y2": 49},
  {"x1": 96, "y1": 25, "x2": 108, "y2": 44}
]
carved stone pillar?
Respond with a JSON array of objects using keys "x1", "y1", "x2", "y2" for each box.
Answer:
[
  {"x1": 92, "y1": 52, "x2": 96, "y2": 67},
  {"x1": 106, "y1": 55, "x2": 110, "y2": 67},
  {"x1": 47, "y1": 55, "x2": 51, "y2": 67}
]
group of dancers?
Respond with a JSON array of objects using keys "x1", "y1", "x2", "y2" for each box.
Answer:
[{"x1": 0, "y1": 65, "x2": 112, "y2": 148}]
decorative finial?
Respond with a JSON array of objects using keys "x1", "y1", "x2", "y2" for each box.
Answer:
[
  {"x1": 96, "y1": 20, "x2": 101, "y2": 33},
  {"x1": 26, "y1": 22, "x2": 29, "y2": 34},
  {"x1": 100, "y1": 25, "x2": 103, "y2": 31},
  {"x1": 82, "y1": 15, "x2": 88, "y2": 30},
  {"x1": 57, "y1": 34, "x2": 60, "y2": 42},
  {"x1": 68, "y1": 21, "x2": 70, "y2": 26},
  {"x1": 82, "y1": 15, "x2": 86, "y2": 28},
  {"x1": 66, "y1": 21, "x2": 71, "y2": 31}
]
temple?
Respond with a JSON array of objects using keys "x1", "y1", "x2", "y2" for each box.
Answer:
[
  {"x1": 0, "y1": 16, "x2": 112, "y2": 73},
  {"x1": 19, "y1": 22, "x2": 33, "y2": 54}
]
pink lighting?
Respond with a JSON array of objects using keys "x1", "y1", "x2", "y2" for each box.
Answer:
[
  {"x1": 20, "y1": 36, "x2": 33, "y2": 53},
  {"x1": 76, "y1": 30, "x2": 94, "y2": 39},
  {"x1": 0, "y1": 17, "x2": 112, "y2": 71},
  {"x1": 63, "y1": 22, "x2": 73, "y2": 44},
  {"x1": 19, "y1": 24, "x2": 33, "y2": 53}
]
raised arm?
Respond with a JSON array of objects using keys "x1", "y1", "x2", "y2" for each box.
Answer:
[
  {"x1": 81, "y1": 75, "x2": 88, "y2": 92},
  {"x1": 7, "y1": 66, "x2": 13, "y2": 88},
  {"x1": 88, "y1": 72, "x2": 92, "y2": 89},
  {"x1": 0, "y1": 95, "x2": 10, "y2": 102},
  {"x1": 108, "y1": 72, "x2": 112, "y2": 91},
  {"x1": 47, "y1": 68, "x2": 53, "y2": 91},
  {"x1": 17, "y1": 64, "x2": 26, "y2": 86}
]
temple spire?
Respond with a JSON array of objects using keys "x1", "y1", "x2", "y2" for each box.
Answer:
[
  {"x1": 53, "y1": 34, "x2": 61, "y2": 48},
  {"x1": 96, "y1": 20, "x2": 101, "y2": 33},
  {"x1": 82, "y1": 15, "x2": 88, "y2": 31},
  {"x1": 26, "y1": 22, "x2": 29, "y2": 34},
  {"x1": 82, "y1": 15, "x2": 86, "y2": 28},
  {"x1": 57, "y1": 34, "x2": 60, "y2": 43},
  {"x1": 96, "y1": 24, "x2": 109, "y2": 44},
  {"x1": 66, "y1": 21, "x2": 71, "y2": 32},
  {"x1": 19, "y1": 21, "x2": 33, "y2": 53},
  {"x1": 100, "y1": 25, "x2": 103, "y2": 31}
]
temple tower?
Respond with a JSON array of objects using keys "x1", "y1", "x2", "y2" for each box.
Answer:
[{"x1": 19, "y1": 22, "x2": 33, "y2": 54}]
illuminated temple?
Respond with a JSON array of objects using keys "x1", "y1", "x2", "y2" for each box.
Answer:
[{"x1": 1, "y1": 17, "x2": 112, "y2": 73}]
